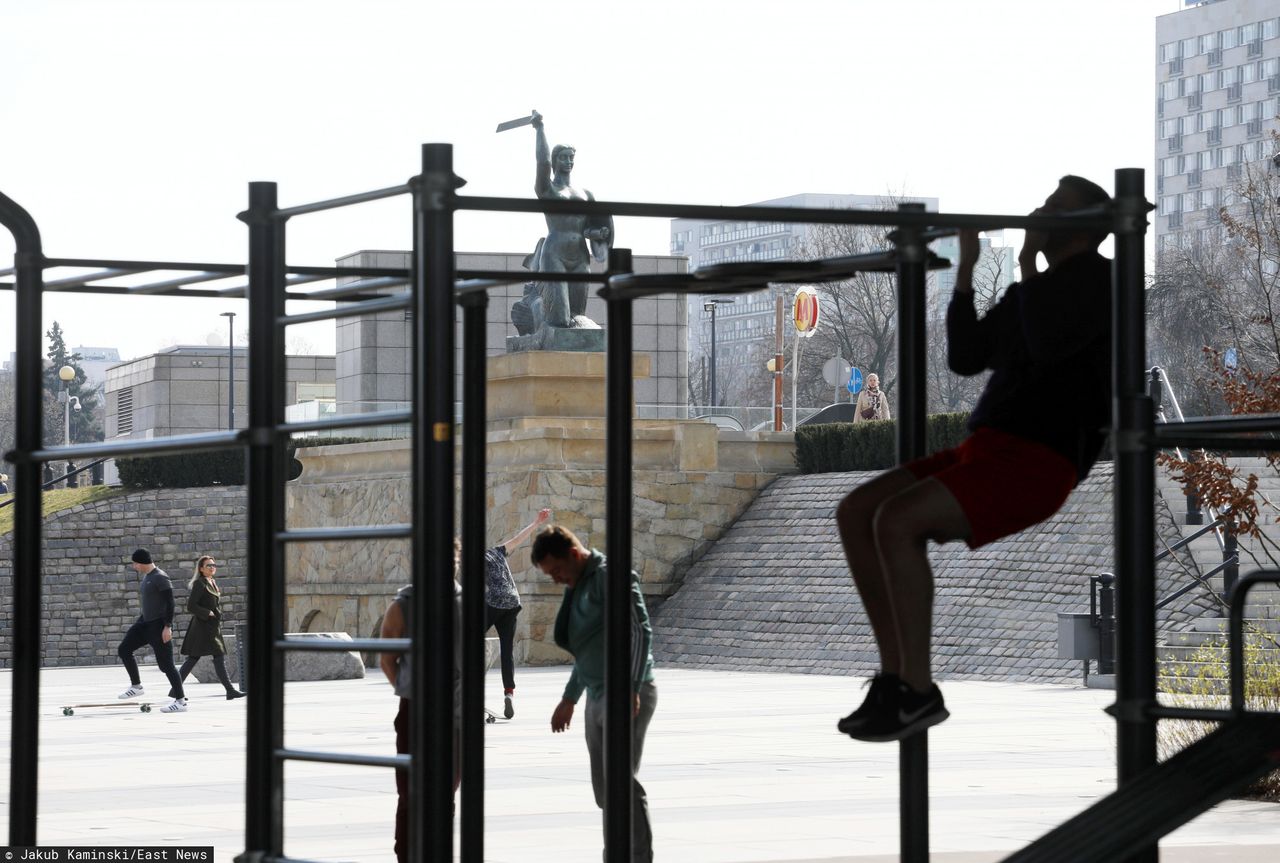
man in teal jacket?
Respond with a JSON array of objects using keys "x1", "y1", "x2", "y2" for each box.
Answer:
[{"x1": 532, "y1": 525, "x2": 657, "y2": 863}]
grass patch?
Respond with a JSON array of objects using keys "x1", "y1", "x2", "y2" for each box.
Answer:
[
  {"x1": 0, "y1": 485, "x2": 127, "y2": 536},
  {"x1": 1159, "y1": 636, "x2": 1280, "y2": 801}
]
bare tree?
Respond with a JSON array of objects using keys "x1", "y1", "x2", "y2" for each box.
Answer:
[{"x1": 925, "y1": 237, "x2": 1014, "y2": 413}]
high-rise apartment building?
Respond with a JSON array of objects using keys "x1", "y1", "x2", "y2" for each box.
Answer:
[{"x1": 1155, "y1": 0, "x2": 1280, "y2": 262}]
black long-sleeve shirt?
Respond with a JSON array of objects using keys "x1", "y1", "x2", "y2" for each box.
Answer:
[
  {"x1": 947, "y1": 249, "x2": 1112, "y2": 483},
  {"x1": 138, "y1": 567, "x2": 176, "y2": 625}
]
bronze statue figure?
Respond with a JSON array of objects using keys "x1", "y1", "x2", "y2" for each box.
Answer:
[{"x1": 508, "y1": 110, "x2": 613, "y2": 336}]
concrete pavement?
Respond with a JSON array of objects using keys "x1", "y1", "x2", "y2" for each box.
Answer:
[{"x1": 1, "y1": 665, "x2": 1277, "y2": 861}]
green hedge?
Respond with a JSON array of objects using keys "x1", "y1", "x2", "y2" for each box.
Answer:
[
  {"x1": 116, "y1": 436, "x2": 386, "y2": 489},
  {"x1": 794, "y1": 413, "x2": 971, "y2": 474}
]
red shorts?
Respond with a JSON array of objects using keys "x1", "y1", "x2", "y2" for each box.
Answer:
[{"x1": 904, "y1": 426, "x2": 1077, "y2": 549}]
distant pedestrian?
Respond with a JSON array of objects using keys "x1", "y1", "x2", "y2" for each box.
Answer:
[
  {"x1": 116, "y1": 549, "x2": 188, "y2": 713},
  {"x1": 854, "y1": 373, "x2": 890, "y2": 422},
  {"x1": 173, "y1": 555, "x2": 246, "y2": 700},
  {"x1": 485, "y1": 507, "x2": 551, "y2": 719},
  {"x1": 533, "y1": 525, "x2": 657, "y2": 863},
  {"x1": 0, "y1": 473, "x2": 9, "y2": 493}
]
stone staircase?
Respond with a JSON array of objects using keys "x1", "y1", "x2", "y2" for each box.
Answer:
[{"x1": 1156, "y1": 456, "x2": 1280, "y2": 694}]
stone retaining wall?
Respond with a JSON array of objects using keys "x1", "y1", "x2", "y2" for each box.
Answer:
[
  {"x1": 652, "y1": 462, "x2": 1218, "y2": 682},
  {"x1": 0, "y1": 486, "x2": 249, "y2": 669}
]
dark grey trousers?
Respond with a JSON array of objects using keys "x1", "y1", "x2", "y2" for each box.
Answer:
[{"x1": 583, "y1": 680, "x2": 658, "y2": 863}]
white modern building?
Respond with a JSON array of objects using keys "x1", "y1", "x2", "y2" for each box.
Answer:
[{"x1": 1155, "y1": 0, "x2": 1280, "y2": 262}]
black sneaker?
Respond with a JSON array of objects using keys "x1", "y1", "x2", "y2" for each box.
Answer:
[
  {"x1": 848, "y1": 682, "x2": 949, "y2": 743},
  {"x1": 837, "y1": 672, "x2": 901, "y2": 737},
  {"x1": 503, "y1": 693, "x2": 514, "y2": 720}
]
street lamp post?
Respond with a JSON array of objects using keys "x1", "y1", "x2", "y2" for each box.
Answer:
[
  {"x1": 220, "y1": 311, "x2": 236, "y2": 429},
  {"x1": 57, "y1": 365, "x2": 81, "y2": 487},
  {"x1": 703, "y1": 297, "x2": 736, "y2": 408}
]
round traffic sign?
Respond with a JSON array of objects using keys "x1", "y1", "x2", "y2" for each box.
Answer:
[
  {"x1": 847, "y1": 367, "x2": 864, "y2": 395},
  {"x1": 822, "y1": 356, "x2": 851, "y2": 387}
]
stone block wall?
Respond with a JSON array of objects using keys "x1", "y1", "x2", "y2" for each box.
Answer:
[{"x1": 652, "y1": 462, "x2": 1219, "y2": 683}]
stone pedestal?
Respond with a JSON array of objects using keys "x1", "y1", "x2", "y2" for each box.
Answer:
[{"x1": 487, "y1": 351, "x2": 648, "y2": 422}]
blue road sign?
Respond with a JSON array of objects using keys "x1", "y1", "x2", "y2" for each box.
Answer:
[{"x1": 847, "y1": 367, "x2": 863, "y2": 395}]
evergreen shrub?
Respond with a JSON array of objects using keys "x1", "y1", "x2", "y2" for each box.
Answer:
[{"x1": 793, "y1": 412, "x2": 970, "y2": 474}]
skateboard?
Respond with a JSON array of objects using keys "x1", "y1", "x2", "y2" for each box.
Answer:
[{"x1": 61, "y1": 702, "x2": 152, "y2": 716}]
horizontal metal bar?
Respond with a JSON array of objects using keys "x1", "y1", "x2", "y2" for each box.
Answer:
[
  {"x1": 1155, "y1": 517, "x2": 1227, "y2": 561},
  {"x1": 602, "y1": 273, "x2": 769, "y2": 300},
  {"x1": 213, "y1": 272, "x2": 332, "y2": 298},
  {"x1": 0, "y1": 281, "x2": 318, "y2": 302},
  {"x1": 274, "y1": 183, "x2": 412, "y2": 219},
  {"x1": 455, "y1": 277, "x2": 522, "y2": 296},
  {"x1": 127, "y1": 271, "x2": 239, "y2": 294},
  {"x1": 278, "y1": 293, "x2": 410, "y2": 326},
  {"x1": 45, "y1": 267, "x2": 147, "y2": 289},
  {"x1": 45, "y1": 256, "x2": 244, "y2": 273},
  {"x1": 281, "y1": 409, "x2": 412, "y2": 435},
  {"x1": 1152, "y1": 434, "x2": 1280, "y2": 451},
  {"x1": 1157, "y1": 414, "x2": 1280, "y2": 435},
  {"x1": 302, "y1": 276, "x2": 409, "y2": 302},
  {"x1": 19, "y1": 430, "x2": 243, "y2": 464},
  {"x1": 456, "y1": 194, "x2": 1118, "y2": 232},
  {"x1": 1146, "y1": 705, "x2": 1237, "y2": 722},
  {"x1": 290, "y1": 265, "x2": 411, "y2": 278},
  {"x1": 275, "y1": 637, "x2": 409, "y2": 653},
  {"x1": 456, "y1": 268, "x2": 599, "y2": 284},
  {"x1": 275, "y1": 747, "x2": 408, "y2": 770},
  {"x1": 277, "y1": 524, "x2": 412, "y2": 542}
]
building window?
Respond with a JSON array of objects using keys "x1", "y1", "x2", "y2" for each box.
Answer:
[{"x1": 1221, "y1": 28, "x2": 1238, "y2": 50}]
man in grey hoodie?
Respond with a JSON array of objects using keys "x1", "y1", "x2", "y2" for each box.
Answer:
[{"x1": 116, "y1": 548, "x2": 188, "y2": 713}]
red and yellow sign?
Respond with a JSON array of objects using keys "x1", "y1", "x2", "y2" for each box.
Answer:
[{"x1": 793, "y1": 287, "x2": 820, "y2": 338}]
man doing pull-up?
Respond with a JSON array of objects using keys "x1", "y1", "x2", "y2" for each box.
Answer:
[{"x1": 835, "y1": 175, "x2": 1114, "y2": 742}]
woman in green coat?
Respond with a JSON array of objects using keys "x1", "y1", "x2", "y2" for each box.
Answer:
[{"x1": 173, "y1": 555, "x2": 245, "y2": 700}]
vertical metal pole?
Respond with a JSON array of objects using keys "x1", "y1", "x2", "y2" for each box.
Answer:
[
  {"x1": 0, "y1": 190, "x2": 43, "y2": 846},
  {"x1": 708, "y1": 302, "x2": 718, "y2": 408},
  {"x1": 459, "y1": 288, "x2": 488, "y2": 863},
  {"x1": 240, "y1": 181, "x2": 287, "y2": 857},
  {"x1": 412, "y1": 143, "x2": 460, "y2": 863},
  {"x1": 1222, "y1": 527, "x2": 1239, "y2": 602},
  {"x1": 604, "y1": 247, "x2": 635, "y2": 862},
  {"x1": 894, "y1": 202, "x2": 930, "y2": 863},
  {"x1": 1098, "y1": 573, "x2": 1116, "y2": 676},
  {"x1": 222, "y1": 311, "x2": 237, "y2": 430},
  {"x1": 774, "y1": 290, "x2": 784, "y2": 431},
  {"x1": 1111, "y1": 167, "x2": 1156, "y2": 863}
]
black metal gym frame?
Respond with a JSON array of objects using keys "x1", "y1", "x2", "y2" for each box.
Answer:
[{"x1": 8, "y1": 154, "x2": 1277, "y2": 862}]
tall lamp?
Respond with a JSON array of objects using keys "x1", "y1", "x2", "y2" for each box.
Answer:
[
  {"x1": 703, "y1": 297, "x2": 736, "y2": 408},
  {"x1": 57, "y1": 365, "x2": 81, "y2": 487}
]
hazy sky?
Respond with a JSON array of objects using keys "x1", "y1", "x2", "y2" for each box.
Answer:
[{"x1": 0, "y1": 0, "x2": 1181, "y2": 364}]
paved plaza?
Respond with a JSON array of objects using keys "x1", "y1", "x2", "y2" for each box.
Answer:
[{"x1": 1, "y1": 665, "x2": 1277, "y2": 862}]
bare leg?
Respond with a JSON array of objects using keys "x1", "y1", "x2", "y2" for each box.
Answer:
[
  {"x1": 835, "y1": 468, "x2": 919, "y2": 673},
  {"x1": 871, "y1": 478, "x2": 971, "y2": 692}
]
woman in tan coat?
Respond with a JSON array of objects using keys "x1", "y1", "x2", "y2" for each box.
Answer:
[
  {"x1": 854, "y1": 373, "x2": 891, "y2": 422},
  {"x1": 173, "y1": 555, "x2": 245, "y2": 699}
]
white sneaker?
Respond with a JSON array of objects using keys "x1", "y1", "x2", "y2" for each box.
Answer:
[
  {"x1": 118, "y1": 685, "x2": 145, "y2": 700},
  {"x1": 159, "y1": 698, "x2": 188, "y2": 713}
]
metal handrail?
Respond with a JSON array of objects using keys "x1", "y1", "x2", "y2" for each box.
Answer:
[{"x1": 0, "y1": 457, "x2": 110, "y2": 510}]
